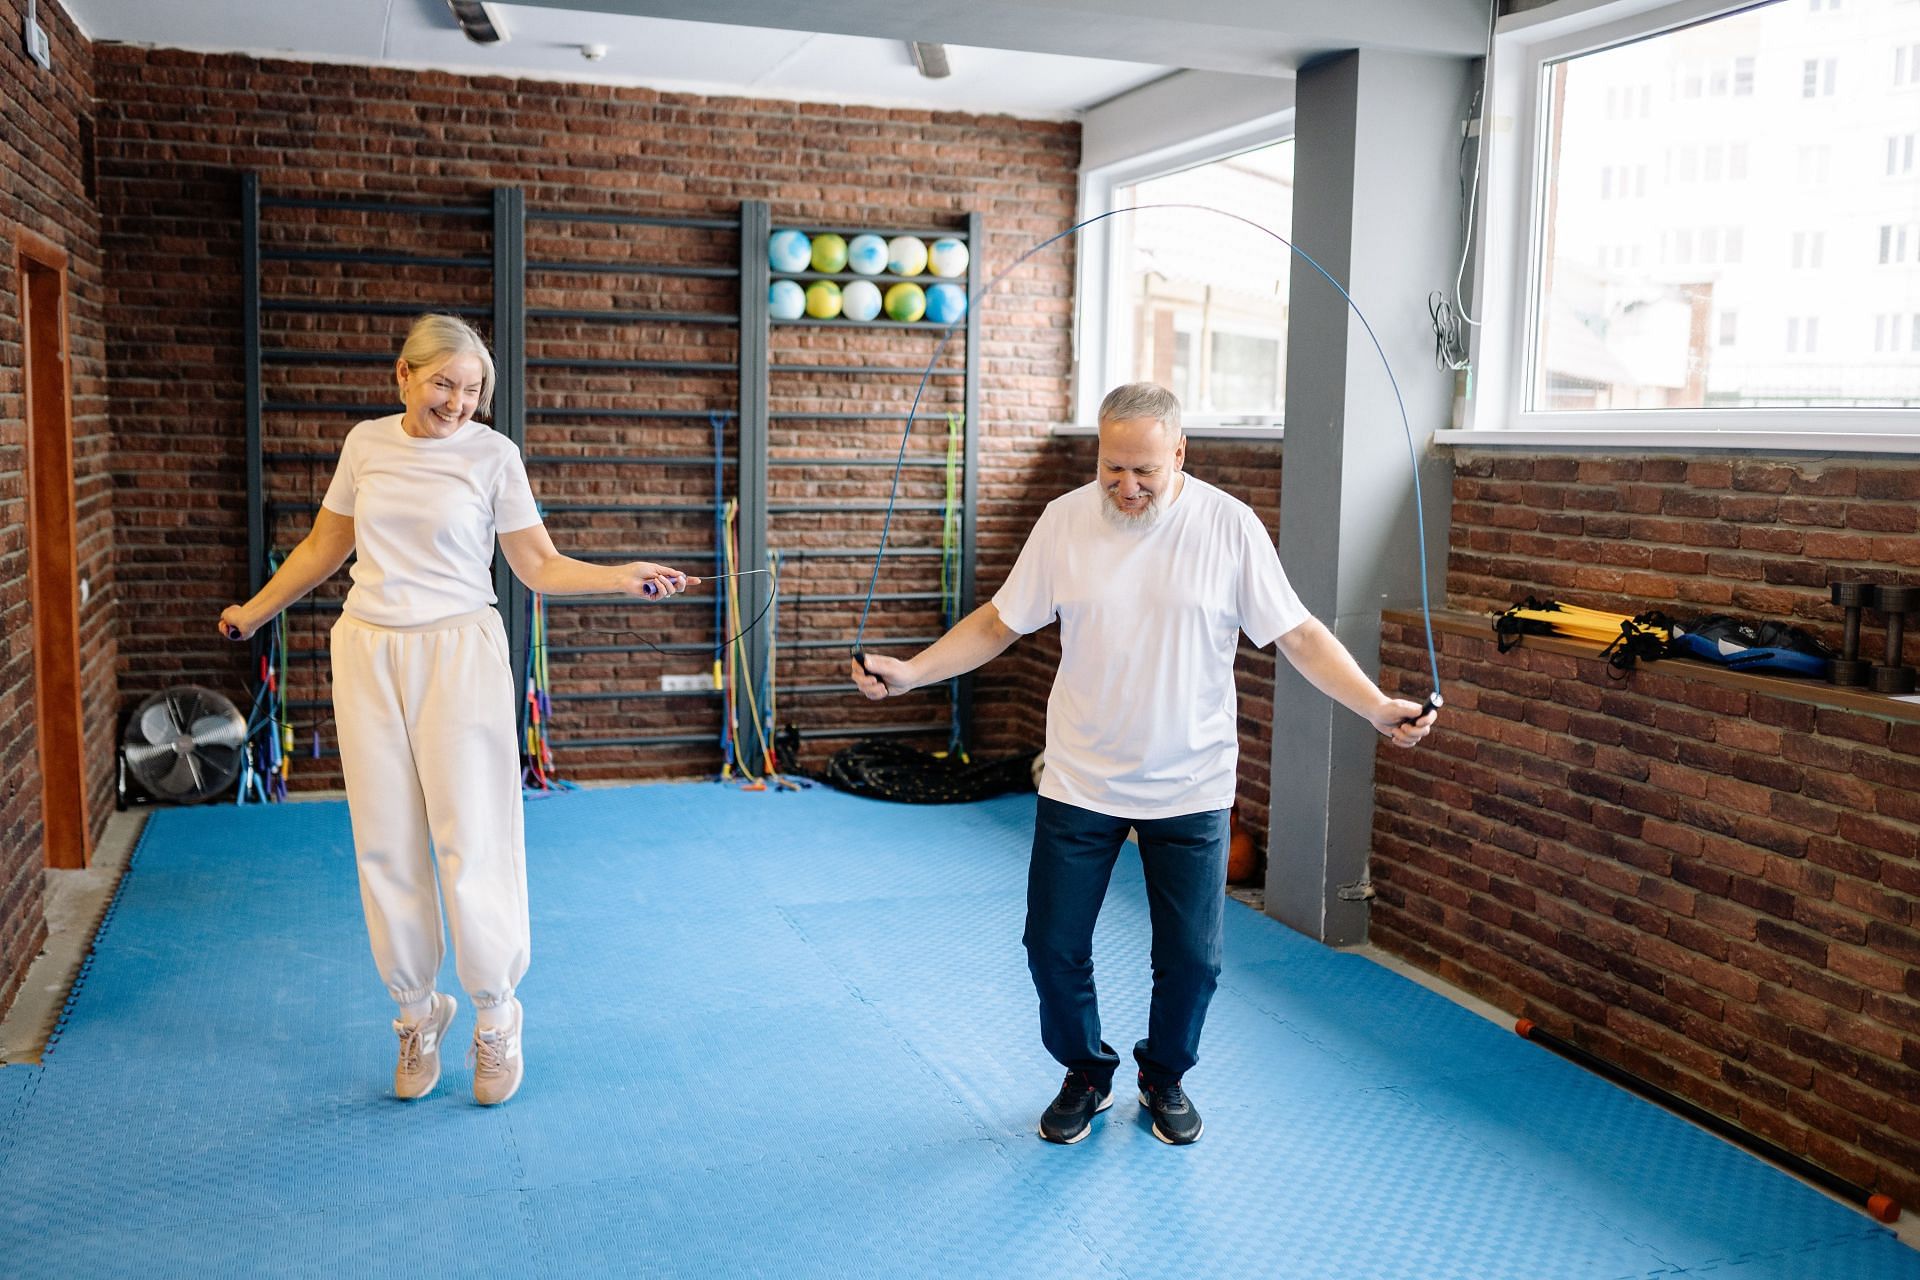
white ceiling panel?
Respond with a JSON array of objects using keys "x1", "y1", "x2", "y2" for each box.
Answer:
[{"x1": 62, "y1": 0, "x2": 1174, "y2": 116}]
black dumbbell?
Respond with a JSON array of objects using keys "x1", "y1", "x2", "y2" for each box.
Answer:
[
  {"x1": 1870, "y1": 584, "x2": 1918, "y2": 695},
  {"x1": 1829, "y1": 581, "x2": 1874, "y2": 686}
]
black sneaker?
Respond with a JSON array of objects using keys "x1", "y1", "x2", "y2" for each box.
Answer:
[
  {"x1": 1037, "y1": 1071, "x2": 1113, "y2": 1144},
  {"x1": 1139, "y1": 1075, "x2": 1203, "y2": 1145}
]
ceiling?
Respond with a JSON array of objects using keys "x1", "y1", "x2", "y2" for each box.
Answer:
[{"x1": 58, "y1": 0, "x2": 1489, "y2": 117}]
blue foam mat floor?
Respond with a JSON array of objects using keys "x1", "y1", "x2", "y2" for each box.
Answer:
[{"x1": 0, "y1": 782, "x2": 1913, "y2": 1279}]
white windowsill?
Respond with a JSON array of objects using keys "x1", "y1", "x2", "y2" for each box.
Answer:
[
  {"x1": 1052, "y1": 423, "x2": 1284, "y2": 440},
  {"x1": 1434, "y1": 429, "x2": 1920, "y2": 455}
]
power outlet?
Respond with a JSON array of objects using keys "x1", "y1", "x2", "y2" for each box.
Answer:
[{"x1": 660, "y1": 673, "x2": 714, "y2": 693}]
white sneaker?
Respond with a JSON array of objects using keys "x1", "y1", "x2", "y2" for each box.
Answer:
[
  {"x1": 469, "y1": 998, "x2": 524, "y2": 1106},
  {"x1": 393, "y1": 992, "x2": 457, "y2": 1100}
]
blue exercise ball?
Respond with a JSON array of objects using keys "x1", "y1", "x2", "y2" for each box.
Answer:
[
  {"x1": 768, "y1": 229, "x2": 812, "y2": 274},
  {"x1": 847, "y1": 234, "x2": 888, "y2": 276},
  {"x1": 926, "y1": 282, "x2": 967, "y2": 325},
  {"x1": 769, "y1": 279, "x2": 806, "y2": 320},
  {"x1": 842, "y1": 279, "x2": 883, "y2": 322}
]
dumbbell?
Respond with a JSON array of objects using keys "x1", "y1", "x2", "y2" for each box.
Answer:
[
  {"x1": 1828, "y1": 581, "x2": 1873, "y2": 686},
  {"x1": 1870, "y1": 584, "x2": 1918, "y2": 695}
]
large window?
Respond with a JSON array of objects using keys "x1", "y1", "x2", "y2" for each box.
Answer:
[
  {"x1": 1472, "y1": 0, "x2": 1920, "y2": 436},
  {"x1": 1109, "y1": 142, "x2": 1295, "y2": 422},
  {"x1": 1075, "y1": 121, "x2": 1294, "y2": 431}
]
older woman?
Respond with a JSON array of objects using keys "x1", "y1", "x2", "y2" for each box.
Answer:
[{"x1": 221, "y1": 313, "x2": 694, "y2": 1105}]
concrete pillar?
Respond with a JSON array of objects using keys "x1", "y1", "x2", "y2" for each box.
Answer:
[{"x1": 1265, "y1": 49, "x2": 1467, "y2": 944}]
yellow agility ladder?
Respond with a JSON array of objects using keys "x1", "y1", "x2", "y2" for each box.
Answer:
[{"x1": 1493, "y1": 597, "x2": 1674, "y2": 675}]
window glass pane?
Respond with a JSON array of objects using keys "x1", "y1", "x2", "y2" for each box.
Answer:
[
  {"x1": 1115, "y1": 140, "x2": 1293, "y2": 417},
  {"x1": 1535, "y1": 0, "x2": 1920, "y2": 410}
]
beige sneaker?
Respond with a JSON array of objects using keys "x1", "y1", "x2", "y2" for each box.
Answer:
[
  {"x1": 469, "y1": 998, "x2": 524, "y2": 1106},
  {"x1": 393, "y1": 992, "x2": 457, "y2": 1100}
]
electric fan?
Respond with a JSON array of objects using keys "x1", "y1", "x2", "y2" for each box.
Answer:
[{"x1": 118, "y1": 685, "x2": 249, "y2": 806}]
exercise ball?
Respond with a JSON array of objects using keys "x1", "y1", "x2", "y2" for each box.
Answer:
[
  {"x1": 769, "y1": 279, "x2": 805, "y2": 320},
  {"x1": 928, "y1": 237, "x2": 969, "y2": 277},
  {"x1": 810, "y1": 233, "x2": 849, "y2": 274},
  {"x1": 847, "y1": 234, "x2": 889, "y2": 275},
  {"x1": 804, "y1": 280, "x2": 844, "y2": 319},
  {"x1": 768, "y1": 230, "x2": 812, "y2": 274},
  {"x1": 842, "y1": 279, "x2": 883, "y2": 322},
  {"x1": 887, "y1": 235, "x2": 928, "y2": 277},
  {"x1": 883, "y1": 282, "x2": 926, "y2": 323},
  {"x1": 926, "y1": 283, "x2": 966, "y2": 325}
]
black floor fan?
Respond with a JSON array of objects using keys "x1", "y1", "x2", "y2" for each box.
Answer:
[{"x1": 117, "y1": 685, "x2": 249, "y2": 808}]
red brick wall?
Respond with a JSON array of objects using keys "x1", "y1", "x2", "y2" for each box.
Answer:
[
  {"x1": 92, "y1": 48, "x2": 1079, "y2": 786},
  {"x1": 0, "y1": 0, "x2": 115, "y2": 1014},
  {"x1": 1373, "y1": 449, "x2": 1920, "y2": 1208},
  {"x1": 1448, "y1": 453, "x2": 1920, "y2": 658}
]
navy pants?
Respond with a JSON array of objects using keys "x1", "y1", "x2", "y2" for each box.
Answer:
[{"x1": 1023, "y1": 796, "x2": 1230, "y2": 1089}]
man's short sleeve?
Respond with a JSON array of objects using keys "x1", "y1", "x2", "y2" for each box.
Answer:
[
  {"x1": 493, "y1": 440, "x2": 542, "y2": 534},
  {"x1": 319, "y1": 430, "x2": 358, "y2": 517},
  {"x1": 990, "y1": 502, "x2": 1062, "y2": 635},
  {"x1": 1236, "y1": 506, "x2": 1310, "y2": 647}
]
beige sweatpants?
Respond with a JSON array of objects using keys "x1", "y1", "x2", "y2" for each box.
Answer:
[{"x1": 331, "y1": 607, "x2": 529, "y2": 1011}]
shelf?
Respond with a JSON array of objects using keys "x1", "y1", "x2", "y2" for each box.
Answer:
[{"x1": 770, "y1": 271, "x2": 969, "y2": 286}]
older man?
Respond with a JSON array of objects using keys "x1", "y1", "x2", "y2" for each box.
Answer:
[{"x1": 852, "y1": 382, "x2": 1435, "y2": 1146}]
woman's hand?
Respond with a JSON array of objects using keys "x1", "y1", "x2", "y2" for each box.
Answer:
[
  {"x1": 218, "y1": 605, "x2": 257, "y2": 642},
  {"x1": 619, "y1": 562, "x2": 702, "y2": 600}
]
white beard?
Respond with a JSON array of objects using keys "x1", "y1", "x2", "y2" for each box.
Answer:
[{"x1": 1100, "y1": 489, "x2": 1163, "y2": 531}]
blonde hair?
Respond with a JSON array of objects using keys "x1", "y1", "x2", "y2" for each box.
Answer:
[{"x1": 399, "y1": 313, "x2": 496, "y2": 415}]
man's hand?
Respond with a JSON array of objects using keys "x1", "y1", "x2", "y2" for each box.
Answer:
[
  {"x1": 1370, "y1": 699, "x2": 1437, "y2": 748},
  {"x1": 850, "y1": 653, "x2": 914, "y2": 700}
]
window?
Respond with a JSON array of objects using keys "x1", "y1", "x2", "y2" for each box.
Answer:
[
  {"x1": 1898, "y1": 43, "x2": 1920, "y2": 85},
  {"x1": 1875, "y1": 314, "x2": 1908, "y2": 352},
  {"x1": 1474, "y1": 0, "x2": 1920, "y2": 429},
  {"x1": 1094, "y1": 139, "x2": 1295, "y2": 423},
  {"x1": 1882, "y1": 224, "x2": 1912, "y2": 264},
  {"x1": 1889, "y1": 134, "x2": 1917, "y2": 175}
]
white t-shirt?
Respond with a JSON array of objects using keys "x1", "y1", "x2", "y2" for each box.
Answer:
[
  {"x1": 321, "y1": 414, "x2": 542, "y2": 627},
  {"x1": 992, "y1": 474, "x2": 1310, "y2": 820}
]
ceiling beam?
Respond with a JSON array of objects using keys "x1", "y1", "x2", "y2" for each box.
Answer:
[{"x1": 501, "y1": 0, "x2": 1491, "y2": 75}]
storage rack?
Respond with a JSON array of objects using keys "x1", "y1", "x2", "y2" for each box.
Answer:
[{"x1": 760, "y1": 213, "x2": 982, "y2": 755}]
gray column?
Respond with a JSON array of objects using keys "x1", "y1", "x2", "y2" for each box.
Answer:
[{"x1": 1266, "y1": 49, "x2": 1466, "y2": 944}]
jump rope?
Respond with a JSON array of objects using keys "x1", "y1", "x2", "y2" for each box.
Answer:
[
  {"x1": 224, "y1": 203, "x2": 1444, "y2": 789},
  {"x1": 846, "y1": 203, "x2": 1445, "y2": 728}
]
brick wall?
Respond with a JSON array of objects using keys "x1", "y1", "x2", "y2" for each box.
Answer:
[
  {"x1": 0, "y1": 0, "x2": 114, "y2": 1014},
  {"x1": 93, "y1": 48, "x2": 1079, "y2": 786},
  {"x1": 1373, "y1": 449, "x2": 1920, "y2": 1209}
]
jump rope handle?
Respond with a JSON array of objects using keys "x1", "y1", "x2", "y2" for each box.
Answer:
[
  {"x1": 1399, "y1": 691, "x2": 1443, "y2": 727},
  {"x1": 222, "y1": 622, "x2": 244, "y2": 641}
]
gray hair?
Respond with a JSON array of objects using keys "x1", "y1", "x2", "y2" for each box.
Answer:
[
  {"x1": 400, "y1": 313, "x2": 496, "y2": 415},
  {"x1": 1097, "y1": 382, "x2": 1182, "y2": 437}
]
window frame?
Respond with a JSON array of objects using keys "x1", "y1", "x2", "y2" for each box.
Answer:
[
  {"x1": 1460, "y1": 0, "x2": 1920, "y2": 447},
  {"x1": 1073, "y1": 112, "x2": 1295, "y2": 434}
]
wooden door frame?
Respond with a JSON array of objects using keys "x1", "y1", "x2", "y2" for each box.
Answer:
[{"x1": 16, "y1": 228, "x2": 92, "y2": 870}]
